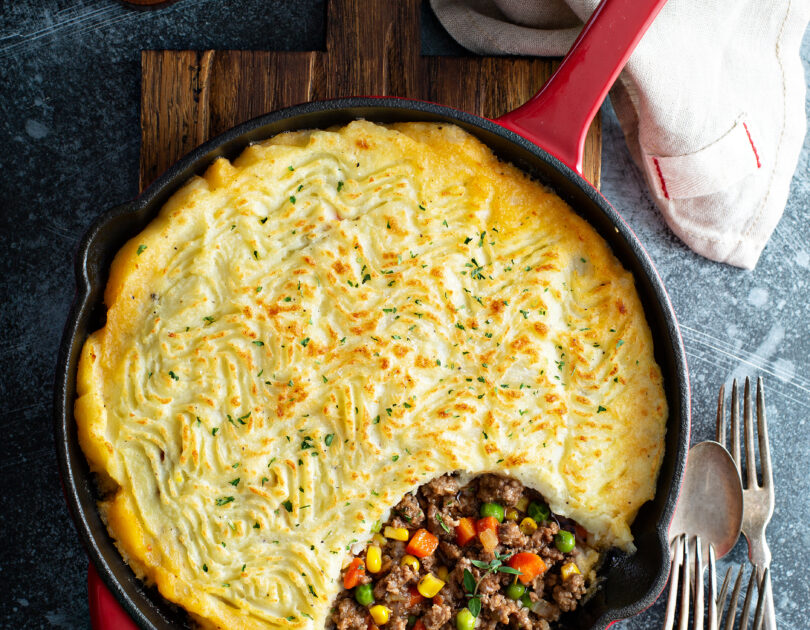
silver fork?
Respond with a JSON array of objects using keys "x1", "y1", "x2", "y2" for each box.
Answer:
[
  {"x1": 715, "y1": 563, "x2": 769, "y2": 630},
  {"x1": 664, "y1": 534, "x2": 718, "y2": 630},
  {"x1": 716, "y1": 377, "x2": 776, "y2": 630}
]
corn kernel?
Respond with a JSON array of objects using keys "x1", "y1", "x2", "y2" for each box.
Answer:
[
  {"x1": 384, "y1": 526, "x2": 409, "y2": 541},
  {"x1": 417, "y1": 574, "x2": 445, "y2": 598},
  {"x1": 505, "y1": 508, "x2": 519, "y2": 521},
  {"x1": 401, "y1": 554, "x2": 420, "y2": 571},
  {"x1": 436, "y1": 566, "x2": 449, "y2": 582},
  {"x1": 369, "y1": 605, "x2": 391, "y2": 625},
  {"x1": 372, "y1": 533, "x2": 387, "y2": 546},
  {"x1": 516, "y1": 496, "x2": 529, "y2": 512},
  {"x1": 366, "y1": 545, "x2": 382, "y2": 573},
  {"x1": 560, "y1": 561, "x2": 580, "y2": 582},
  {"x1": 519, "y1": 517, "x2": 538, "y2": 535}
]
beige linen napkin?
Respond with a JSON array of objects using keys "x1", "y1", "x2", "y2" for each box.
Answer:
[{"x1": 431, "y1": 0, "x2": 810, "y2": 269}]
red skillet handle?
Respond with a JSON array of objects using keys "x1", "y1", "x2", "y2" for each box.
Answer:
[
  {"x1": 497, "y1": 0, "x2": 668, "y2": 175},
  {"x1": 88, "y1": 563, "x2": 139, "y2": 630}
]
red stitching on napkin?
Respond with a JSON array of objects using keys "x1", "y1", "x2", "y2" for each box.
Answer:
[
  {"x1": 652, "y1": 157, "x2": 670, "y2": 199},
  {"x1": 743, "y1": 122, "x2": 761, "y2": 168}
]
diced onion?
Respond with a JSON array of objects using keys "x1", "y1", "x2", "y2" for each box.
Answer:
[{"x1": 479, "y1": 528, "x2": 498, "y2": 553}]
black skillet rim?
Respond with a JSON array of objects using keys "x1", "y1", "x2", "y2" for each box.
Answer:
[{"x1": 54, "y1": 96, "x2": 690, "y2": 630}]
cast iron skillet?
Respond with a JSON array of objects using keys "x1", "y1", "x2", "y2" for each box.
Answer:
[{"x1": 55, "y1": 0, "x2": 689, "y2": 628}]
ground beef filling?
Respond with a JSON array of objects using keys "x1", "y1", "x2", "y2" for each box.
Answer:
[{"x1": 332, "y1": 474, "x2": 592, "y2": 630}]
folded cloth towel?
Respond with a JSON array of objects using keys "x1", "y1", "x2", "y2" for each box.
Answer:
[{"x1": 431, "y1": 0, "x2": 810, "y2": 269}]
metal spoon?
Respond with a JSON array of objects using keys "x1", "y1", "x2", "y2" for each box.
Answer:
[{"x1": 666, "y1": 440, "x2": 744, "y2": 630}]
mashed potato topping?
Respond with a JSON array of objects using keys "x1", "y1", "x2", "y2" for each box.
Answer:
[{"x1": 75, "y1": 121, "x2": 666, "y2": 629}]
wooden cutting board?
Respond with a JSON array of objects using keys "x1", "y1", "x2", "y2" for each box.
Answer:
[{"x1": 139, "y1": 0, "x2": 600, "y2": 193}]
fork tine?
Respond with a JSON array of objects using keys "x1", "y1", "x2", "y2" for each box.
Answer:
[
  {"x1": 663, "y1": 535, "x2": 684, "y2": 630},
  {"x1": 722, "y1": 564, "x2": 745, "y2": 630},
  {"x1": 716, "y1": 565, "x2": 734, "y2": 618},
  {"x1": 730, "y1": 379, "x2": 742, "y2": 475},
  {"x1": 694, "y1": 536, "x2": 704, "y2": 630},
  {"x1": 756, "y1": 377, "x2": 772, "y2": 489},
  {"x1": 707, "y1": 544, "x2": 718, "y2": 630},
  {"x1": 738, "y1": 565, "x2": 759, "y2": 630},
  {"x1": 752, "y1": 567, "x2": 769, "y2": 630},
  {"x1": 743, "y1": 377, "x2": 758, "y2": 487},
  {"x1": 716, "y1": 384, "x2": 726, "y2": 446},
  {"x1": 679, "y1": 537, "x2": 690, "y2": 630}
]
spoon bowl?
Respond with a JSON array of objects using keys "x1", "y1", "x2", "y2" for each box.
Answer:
[{"x1": 670, "y1": 440, "x2": 744, "y2": 561}]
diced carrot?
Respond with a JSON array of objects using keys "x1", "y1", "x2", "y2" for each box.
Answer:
[
  {"x1": 508, "y1": 552, "x2": 547, "y2": 584},
  {"x1": 408, "y1": 585, "x2": 425, "y2": 607},
  {"x1": 343, "y1": 557, "x2": 365, "y2": 589},
  {"x1": 406, "y1": 528, "x2": 439, "y2": 558},
  {"x1": 413, "y1": 621, "x2": 426, "y2": 630},
  {"x1": 476, "y1": 516, "x2": 499, "y2": 534},
  {"x1": 455, "y1": 517, "x2": 476, "y2": 546}
]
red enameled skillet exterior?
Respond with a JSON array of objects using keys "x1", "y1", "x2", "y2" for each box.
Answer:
[{"x1": 55, "y1": 0, "x2": 689, "y2": 627}]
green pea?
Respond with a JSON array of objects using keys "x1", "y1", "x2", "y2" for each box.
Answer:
[
  {"x1": 554, "y1": 530, "x2": 576, "y2": 553},
  {"x1": 354, "y1": 583, "x2": 374, "y2": 606},
  {"x1": 456, "y1": 608, "x2": 476, "y2": 630},
  {"x1": 527, "y1": 501, "x2": 550, "y2": 523},
  {"x1": 407, "y1": 615, "x2": 417, "y2": 628},
  {"x1": 520, "y1": 593, "x2": 532, "y2": 609},
  {"x1": 480, "y1": 502, "x2": 505, "y2": 522},
  {"x1": 506, "y1": 581, "x2": 526, "y2": 600}
]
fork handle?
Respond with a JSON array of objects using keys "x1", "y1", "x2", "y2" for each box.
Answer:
[
  {"x1": 760, "y1": 570, "x2": 776, "y2": 630},
  {"x1": 748, "y1": 533, "x2": 776, "y2": 630}
]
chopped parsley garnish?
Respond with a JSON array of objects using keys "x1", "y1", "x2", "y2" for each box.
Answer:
[
  {"x1": 436, "y1": 512, "x2": 451, "y2": 534},
  {"x1": 392, "y1": 454, "x2": 399, "y2": 462},
  {"x1": 301, "y1": 337, "x2": 310, "y2": 347},
  {"x1": 597, "y1": 405, "x2": 607, "y2": 413},
  {"x1": 202, "y1": 564, "x2": 208, "y2": 572},
  {"x1": 282, "y1": 500, "x2": 293, "y2": 512},
  {"x1": 325, "y1": 433, "x2": 335, "y2": 446},
  {"x1": 616, "y1": 339, "x2": 625, "y2": 348},
  {"x1": 136, "y1": 244, "x2": 147, "y2": 255},
  {"x1": 215, "y1": 496, "x2": 235, "y2": 506},
  {"x1": 253, "y1": 340, "x2": 264, "y2": 346},
  {"x1": 337, "y1": 181, "x2": 344, "y2": 192},
  {"x1": 168, "y1": 370, "x2": 179, "y2": 381},
  {"x1": 212, "y1": 427, "x2": 219, "y2": 436},
  {"x1": 229, "y1": 478, "x2": 240, "y2": 487},
  {"x1": 289, "y1": 195, "x2": 296, "y2": 204}
]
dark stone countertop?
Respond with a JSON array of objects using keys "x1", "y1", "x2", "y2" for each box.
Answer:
[{"x1": 1, "y1": 1, "x2": 808, "y2": 628}]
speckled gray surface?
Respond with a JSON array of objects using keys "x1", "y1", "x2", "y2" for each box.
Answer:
[{"x1": 1, "y1": 1, "x2": 808, "y2": 628}]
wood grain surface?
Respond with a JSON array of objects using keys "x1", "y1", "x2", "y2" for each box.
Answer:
[{"x1": 140, "y1": 0, "x2": 600, "y2": 191}]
